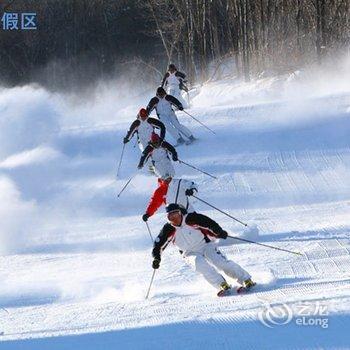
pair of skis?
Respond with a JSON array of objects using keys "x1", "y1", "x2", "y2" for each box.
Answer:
[
  {"x1": 174, "y1": 137, "x2": 196, "y2": 147},
  {"x1": 218, "y1": 284, "x2": 257, "y2": 297}
]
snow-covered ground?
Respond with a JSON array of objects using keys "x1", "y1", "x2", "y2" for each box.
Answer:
[{"x1": 0, "y1": 71, "x2": 350, "y2": 349}]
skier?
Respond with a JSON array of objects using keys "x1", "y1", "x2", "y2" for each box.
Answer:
[
  {"x1": 138, "y1": 132, "x2": 178, "y2": 179},
  {"x1": 146, "y1": 87, "x2": 195, "y2": 146},
  {"x1": 123, "y1": 108, "x2": 166, "y2": 152},
  {"x1": 161, "y1": 63, "x2": 188, "y2": 108},
  {"x1": 151, "y1": 203, "x2": 256, "y2": 296},
  {"x1": 142, "y1": 176, "x2": 198, "y2": 222}
]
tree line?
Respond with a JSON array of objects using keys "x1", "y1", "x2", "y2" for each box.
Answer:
[{"x1": 0, "y1": 0, "x2": 349, "y2": 88}]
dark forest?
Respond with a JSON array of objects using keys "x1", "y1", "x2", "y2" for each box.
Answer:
[{"x1": 0, "y1": 0, "x2": 349, "y2": 89}]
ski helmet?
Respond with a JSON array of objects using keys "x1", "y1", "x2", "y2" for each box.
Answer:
[
  {"x1": 138, "y1": 108, "x2": 148, "y2": 120},
  {"x1": 156, "y1": 87, "x2": 166, "y2": 97},
  {"x1": 150, "y1": 132, "x2": 160, "y2": 145},
  {"x1": 166, "y1": 203, "x2": 187, "y2": 215}
]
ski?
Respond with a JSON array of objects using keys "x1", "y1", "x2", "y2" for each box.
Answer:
[
  {"x1": 237, "y1": 282, "x2": 257, "y2": 294},
  {"x1": 217, "y1": 283, "x2": 257, "y2": 297},
  {"x1": 217, "y1": 288, "x2": 235, "y2": 297}
]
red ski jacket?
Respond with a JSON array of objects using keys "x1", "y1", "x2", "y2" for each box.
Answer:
[{"x1": 146, "y1": 179, "x2": 168, "y2": 216}]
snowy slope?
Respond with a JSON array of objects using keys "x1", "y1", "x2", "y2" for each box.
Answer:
[{"x1": 0, "y1": 73, "x2": 350, "y2": 349}]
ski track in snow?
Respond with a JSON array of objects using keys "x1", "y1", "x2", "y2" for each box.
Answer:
[{"x1": 0, "y1": 83, "x2": 350, "y2": 349}]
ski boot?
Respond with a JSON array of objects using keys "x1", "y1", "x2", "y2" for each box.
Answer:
[
  {"x1": 217, "y1": 281, "x2": 232, "y2": 297},
  {"x1": 185, "y1": 135, "x2": 196, "y2": 145},
  {"x1": 148, "y1": 164, "x2": 156, "y2": 176},
  {"x1": 175, "y1": 137, "x2": 185, "y2": 147},
  {"x1": 237, "y1": 278, "x2": 256, "y2": 294}
]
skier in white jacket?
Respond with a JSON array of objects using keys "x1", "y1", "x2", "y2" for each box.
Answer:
[
  {"x1": 161, "y1": 64, "x2": 188, "y2": 108},
  {"x1": 142, "y1": 176, "x2": 198, "y2": 222},
  {"x1": 151, "y1": 203, "x2": 256, "y2": 296},
  {"x1": 146, "y1": 87, "x2": 195, "y2": 146},
  {"x1": 137, "y1": 133, "x2": 178, "y2": 179},
  {"x1": 123, "y1": 108, "x2": 166, "y2": 152}
]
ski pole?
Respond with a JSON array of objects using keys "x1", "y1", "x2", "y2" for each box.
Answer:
[
  {"x1": 116, "y1": 143, "x2": 126, "y2": 178},
  {"x1": 193, "y1": 195, "x2": 248, "y2": 227},
  {"x1": 181, "y1": 110, "x2": 216, "y2": 135},
  {"x1": 145, "y1": 222, "x2": 154, "y2": 242},
  {"x1": 179, "y1": 159, "x2": 217, "y2": 180},
  {"x1": 117, "y1": 174, "x2": 135, "y2": 198},
  {"x1": 227, "y1": 235, "x2": 303, "y2": 256},
  {"x1": 145, "y1": 269, "x2": 156, "y2": 299}
]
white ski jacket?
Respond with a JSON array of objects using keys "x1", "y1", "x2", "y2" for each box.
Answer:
[{"x1": 152, "y1": 213, "x2": 227, "y2": 258}]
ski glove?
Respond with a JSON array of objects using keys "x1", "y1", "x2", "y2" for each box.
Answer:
[
  {"x1": 123, "y1": 137, "x2": 129, "y2": 144},
  {"x1": 178, "y1": 105, "x2": 184, "y2": 111},
  {"x1": 172, "y1": 155, "x2": 178, "y2": 162},
  {"x1": 218, "y1": 230, "x2": 228, "y2": 239},
  {"x1": 185, "y1": 188, "x2": 197, "y2": 196},
  {"x1": 142, "y1": 213, "x2": 150, "y2": 222},
  {"x1": 137, "y1": 163, "x2": 143, "y2": 169},
  {"x1": 152, "y1": 259, "x2": 160, "y2": 269}
]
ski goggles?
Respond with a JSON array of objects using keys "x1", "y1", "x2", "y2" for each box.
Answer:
[{"x1": 167, "y1": 210, "x2": 182, "y2": 222}]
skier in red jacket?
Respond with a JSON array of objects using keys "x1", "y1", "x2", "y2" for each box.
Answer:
[{"x1": 142, "y1": 176, "x2": 198, "y2": 222}]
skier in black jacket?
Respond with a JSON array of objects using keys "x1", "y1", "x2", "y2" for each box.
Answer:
[
  {"x1": 138, "y1": 133, "x2": 178, "y2": 179},
  {"x1": 161, "y1": 63, "x2": 188, "y2": 108},
  {"x1": 123, "y1": 108, "x2": 166, "y2": 152},
  {"x1": 152, "y1": 203, "x2": 256, "y2": 296},
  {"x1": 146, "y1": 87, "x2": 195, "y2": 146}
]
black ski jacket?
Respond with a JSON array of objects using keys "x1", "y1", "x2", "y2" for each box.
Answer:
[
  {"x1": 125, "y1": 117, "x2": 166, "y2": 142},
  {"x1": 146, "y1": 95, "x2": 183, "y2": 115},
  {"x1": 152, "y1": 212, "x2": 227, "y2": 260},
  {"x1": 138, "y1": 140, "x2": 178, "y2": 169},
  {"x1": 161, "y1": 71, "x2": 186, "y2": 88}
]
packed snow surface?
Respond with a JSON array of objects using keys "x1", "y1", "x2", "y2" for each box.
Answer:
[{"x1": 0, "y1": 73, "x2": 350, "y2": 349}]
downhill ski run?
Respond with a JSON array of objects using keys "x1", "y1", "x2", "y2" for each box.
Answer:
[{"x1": 0, "y1": 71, "x2": 349, "y2": 349}]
